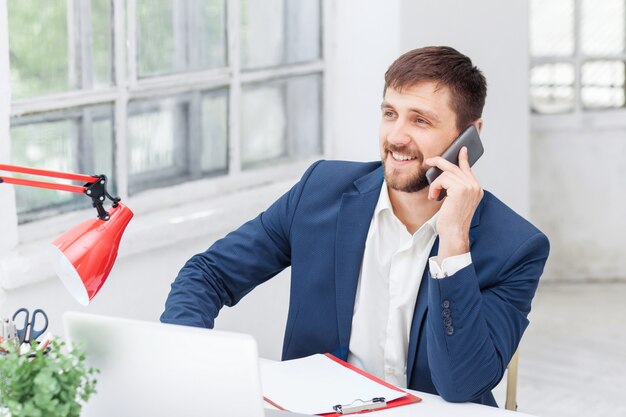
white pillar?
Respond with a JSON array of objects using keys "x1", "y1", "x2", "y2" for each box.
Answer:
[
  {"x1": 399, "y1": 0, "x2": 530, "y2": 216},
  {"x1": 0, "y1": 3, "x2": 20, "y2": 300},
  {"x1": 330, "y1": 0, "x2": 402, "y2": 162}
]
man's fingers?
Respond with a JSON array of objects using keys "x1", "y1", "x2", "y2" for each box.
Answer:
[
  {"x1": 428, "y1": 173, "x2": 463, "y2": 200},
  {"x1": 458, "y1": 146, "x2": 471, "y2": 172},
  {"x1": 426, "y1": 147, "x2": 471, "y2": 174},
  {"x1": 428, "y1": 167, "x2": 482, "y2": 201},
  {"x1": 425, "y1": 156, "x2": 458, "y2": 172}
]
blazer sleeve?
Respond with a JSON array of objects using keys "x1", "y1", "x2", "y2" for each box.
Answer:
[
  {"x1": 426, "y1": 231, "x2": 550, "y2": 402},
  {"x1": 160, "y1": 161, "x2": 323, "y2": 328}
]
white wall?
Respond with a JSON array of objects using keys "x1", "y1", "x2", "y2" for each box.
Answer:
[
  {"x1": 0, "y1": 179, "x2": 295, "y2": 360},
  {"x1": 399, "y1": 0, "x2": 530, "y2": 216},
  {"x1": 0, "y1": 225, "x2": 292, "y2": 360},
  {"x1": 329, "y1": 0, "x2": 402, "y2": 161},
  {"x1": 531, "y1": 122, "x2": 626, "y2": 281}
]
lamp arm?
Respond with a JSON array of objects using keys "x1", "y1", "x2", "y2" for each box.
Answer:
[
  {"x1": 0, "y1": 176, "x2": 87, "y2": 193},
  {"x1": 0, "y1": 164, "x2": 97, "y2": 183},
  {"x1": 0, "y1": 164, "x2": 121, "y2": 221}
]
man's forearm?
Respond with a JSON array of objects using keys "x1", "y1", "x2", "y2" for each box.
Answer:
[
  {"x1": 425, "y1": 264, "x2": 505, "y2": 402},
  {"x1": 437, "y1": 230, "x2": 470, "y2": 260}
]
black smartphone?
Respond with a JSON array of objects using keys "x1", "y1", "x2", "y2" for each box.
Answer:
[{"x1": 425, "y1": 124, "x2": 484, "y2": 201}]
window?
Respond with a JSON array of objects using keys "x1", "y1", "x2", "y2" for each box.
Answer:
[
  {"x1": 530, "y1": 0, "x2": 626, "y2": 114},
  {"x1": 5, "y1": 0, "x2": 324, "y2": 223}
]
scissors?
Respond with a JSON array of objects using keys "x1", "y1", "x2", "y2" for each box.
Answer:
[{"x1": 12, "y1": 308, "x2": 49, "y2": 344}]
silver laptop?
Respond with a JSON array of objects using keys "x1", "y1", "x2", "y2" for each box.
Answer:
[{"x1": 63, "y1": 312, "x2": 311, "y2": 417}]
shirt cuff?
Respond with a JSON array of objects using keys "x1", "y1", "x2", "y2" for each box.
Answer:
[{"x1": 429, "y1": 253, "x2": 472, "y2": 279}]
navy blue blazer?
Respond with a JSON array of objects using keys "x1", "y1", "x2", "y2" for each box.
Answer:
[{"x1": 161, "y1": 160, "x2": 549, "y2": 406}]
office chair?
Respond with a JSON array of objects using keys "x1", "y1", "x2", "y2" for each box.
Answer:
[{"x1": 505, "y1": 349, "x2": 520, "y2": 411}]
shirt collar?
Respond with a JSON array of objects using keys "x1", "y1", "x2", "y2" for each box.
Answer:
[
  {"x1": 374, "y1": 180, "x2": 393, "y2": 217},
  {"x1": 375, "y1": 181, "x2": 439, "y2": 235}
]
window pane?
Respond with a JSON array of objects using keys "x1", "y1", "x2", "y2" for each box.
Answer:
[
  {"x1": 285, "y1": 74, "x2": 322, "y2": 158},
  {"x1": 285, "y1": 0, "x2": 321, "y2": 64},
  {"x1": 10, "y1": 119, "x2": 82, "y2": 220},
  {"x1": 93, "y1": 116, "x2": 115, "y2": 192},
  {"x1": 241, "y1": 84, "x2": 286, "y2": 166},
  {"x1": 127, "y1": 103, "x2": 178, "y2": 174},
  {"x1": 92, "y1": 0, "x2": 114, "y2": 86},
  {"x1": 136, "y1": 0, "x2": 177, "y2": 76},
  {"x1": 9, "y1": 106, "x2": 115, "y2": 223},
  {"x1": 201, "y1": 90, "x2": 229, "y2": 173},
  {"x1": 530, "y1": 0, "x2": 574, "y2": 57},
  {"x1": 193, "y1": 1, "x2": 227, "y2": 70},
  {"x1": 241, "y1": 0, "x2": 321, "y2": 70},
  {"x1": 241, "y1": 75, "x2": 322, "y2": 168},
  {"x1": 137, "y1": 0, "x2": 226, "y2": 77},
  {"x1": 8, "y1": 1, "x2": 71, "y2": 99},
  {"x1": 581, "y1": 61, "x2": 625, "y2": 109},
  {"x1": 127, "y1": 98, "x2": 189, "y2": 193},
  {"x1": 530, "y1": 63, "x2": 575, "y2": 113},
  {"x1": 241, "y1": 0, "x2": 284, "y2": 69},
  {"x1": 8, "y1": 1, "x2": 112, "y2": 97},
  {"x1": 581, "y1": 0, "x2": 625, "y2": 55}
]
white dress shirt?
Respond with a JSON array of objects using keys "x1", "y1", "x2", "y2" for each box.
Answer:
[{"x1": 347, "y1": 182, "x2": 471, "y2": 387}]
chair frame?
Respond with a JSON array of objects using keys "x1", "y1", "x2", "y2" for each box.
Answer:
[{"x1": 505, "y1": 349, "x2": 520, "y2": 411}]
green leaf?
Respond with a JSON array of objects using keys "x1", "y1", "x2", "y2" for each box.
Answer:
[{"x1": 0, "y1": 338, "x2": 98, "y2": 417}]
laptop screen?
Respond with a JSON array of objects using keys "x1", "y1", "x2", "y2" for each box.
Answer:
[{"x1": 64, "y1": 312, "x2": 266, "y2": 417}]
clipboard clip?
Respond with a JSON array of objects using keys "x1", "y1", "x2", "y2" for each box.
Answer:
[{"x1": 333, "y1": 397, "x2": 387, "y2": 414}]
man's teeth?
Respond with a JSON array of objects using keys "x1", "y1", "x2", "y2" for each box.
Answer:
[{"x1": 391, "y1": 152, "x2": 416, "y2": 161}]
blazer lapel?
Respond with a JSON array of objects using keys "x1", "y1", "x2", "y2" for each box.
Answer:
[
  {"x1": 333, "y1": 167, "x2": 382, "y2": 360},
  {"x1": 406, "y1": 238, "x2": 437, "y2": 382}
]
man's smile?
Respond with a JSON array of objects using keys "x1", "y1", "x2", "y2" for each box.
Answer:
[{"x1": 390, "y1": 151, "x2": 418, "y2": 162}]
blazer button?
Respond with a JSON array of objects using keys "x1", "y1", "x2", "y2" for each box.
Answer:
[
  {"x1": 442, "y1": 308, "x2": 451, "y2": 319},
  {"x1": 444, "y1": 317, "x2": 452, "y2": 327},
  {"x1": 441, "y1": 300, "x2": 451, "y2": 309},
  {"x1": 446, "y1": 326, "x2": 455, "y2": 336}
]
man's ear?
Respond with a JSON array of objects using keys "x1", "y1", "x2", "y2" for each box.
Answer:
[{"x1": 473, "y1": 119, "x2": 483, "y2": 135}]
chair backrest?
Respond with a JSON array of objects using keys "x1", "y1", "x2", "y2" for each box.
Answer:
[{"x1": 505, "y1": 349, "x2": 520, "y2": 411}]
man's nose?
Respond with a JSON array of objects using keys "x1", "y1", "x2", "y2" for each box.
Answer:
[{"x1": 387, "y1": 120, "x2": 411, "y2": 145}]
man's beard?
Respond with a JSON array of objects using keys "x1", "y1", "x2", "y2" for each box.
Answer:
[{"x1": 381, "y1": 142, "x2": 430, "y2": 193}]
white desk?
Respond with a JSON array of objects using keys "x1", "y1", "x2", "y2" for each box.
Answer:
[
  {"x1": 262, "y1": 356, "x2": 538, "y2": 417},
  {"x1": 266, "y1": 388, "x2": 537, "y2": 417},
  {"x1": 266, "y1": 389, "x2": 538, "y2": 417},
  {"x1": 372, "y1": 390, "x2": 537, "y2": 417}
]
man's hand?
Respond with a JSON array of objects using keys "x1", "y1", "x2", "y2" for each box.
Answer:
[{"x1": 425, "y1": 146, "x2": 484, "y2": 260}]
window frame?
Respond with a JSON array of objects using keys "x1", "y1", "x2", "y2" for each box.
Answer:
[
  {"x1": 4, "y1": 0, "x2": 328, "y2": 225},
  {"x1": 530, "y1": 0, "x2": 626, "y2": 129}
]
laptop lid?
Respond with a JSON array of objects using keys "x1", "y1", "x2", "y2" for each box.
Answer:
[{"x1": 63, "y1": 312, "x2": 266, "y2": 417}]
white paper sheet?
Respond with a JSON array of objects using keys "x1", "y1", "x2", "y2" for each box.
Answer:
[{"x1": 260, "y1": 354, "x2": 406, "y2": 415}]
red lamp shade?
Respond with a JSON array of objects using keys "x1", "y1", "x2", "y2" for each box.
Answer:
[{"x1": 49, "y1": 203, "x2": 133, "y2": 306}]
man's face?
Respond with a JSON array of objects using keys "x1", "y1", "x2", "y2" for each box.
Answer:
[{"x1": 379, "y1": 82, "x2": 461, "y2": 193}]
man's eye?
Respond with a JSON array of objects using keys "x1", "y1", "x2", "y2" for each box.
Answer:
[
  {"x1": 415, "y1": 117, "x2": 428, "y2": 125},
  {"x1": 383, "y1": 111, "x2": 395, "y2": 118}
]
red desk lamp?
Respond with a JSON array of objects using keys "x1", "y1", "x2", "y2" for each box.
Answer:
[{"x1": 0, "y1": 164, "x2": 133, "y2": 306}]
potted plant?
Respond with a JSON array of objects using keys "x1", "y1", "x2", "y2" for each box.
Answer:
[{"x1": 0, "y1": 338, "x2": 98, "y2": 417}]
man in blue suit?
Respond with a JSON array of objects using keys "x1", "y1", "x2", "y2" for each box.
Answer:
[{"x1": 161, "y1": 46, "x2": 549, "y2": 407}]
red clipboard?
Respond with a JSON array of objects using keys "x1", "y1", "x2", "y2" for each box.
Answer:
[{"x1": 263, "y1": 353, "x2": 421, "y2": 416}]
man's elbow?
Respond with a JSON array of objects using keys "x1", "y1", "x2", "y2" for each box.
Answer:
[
  {"x1": 437, "y1": 387, "x2": 466, "y2": 403},
  {"x1": 437, "y1": 386, "x2": 480, "y2": 403},
  {"x1": 436, "y1": 383, "x2": 494, "y2": 404},
  {"x1": 433, "y1": 368, "x2": 502, "y2": 404}
]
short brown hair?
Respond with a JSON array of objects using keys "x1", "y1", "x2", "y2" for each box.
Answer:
[{"x1": 384, "y1": 46, "x2": 487, "y2": 130}]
